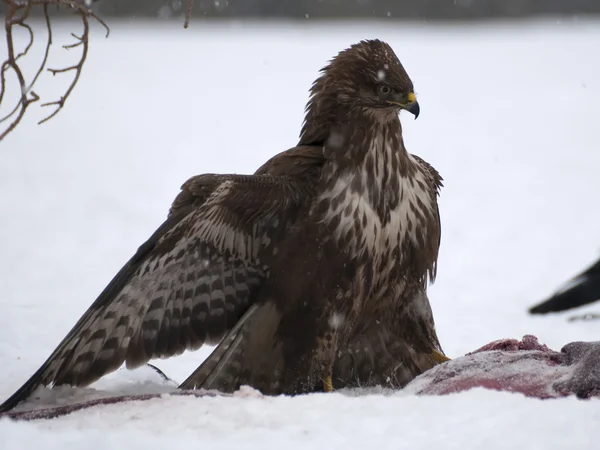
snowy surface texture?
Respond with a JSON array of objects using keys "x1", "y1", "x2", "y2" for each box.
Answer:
[{"x1": 1, "y1": 18, "x2": 600, "y2": 449}]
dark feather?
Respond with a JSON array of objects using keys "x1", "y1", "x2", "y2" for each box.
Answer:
[
  {"x1": 530, "y1": 258, "x2": 600, "y2": 314},
  {"x1": 0, "y1": 161, "x2": 321, "y2": 412}
]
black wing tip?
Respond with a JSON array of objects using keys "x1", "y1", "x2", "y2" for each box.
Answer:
[
  {"x1": 528, "y1": 303, "x2": 555, "y2": 315},
  {"x1": 0, "y1": 398, "x2": 18, "y2": 414},
  {"x1": 529, "y1": 258, "x2": 600, "y2": 315},
  {"x1": 529, "y1": 282, "x2": 600, "y2": 314},
  {"x1": 0, "y1": 375, "x2": 42, "y2": 414}
]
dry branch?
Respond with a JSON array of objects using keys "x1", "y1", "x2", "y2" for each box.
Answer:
[
  {"x1": 1, "y1": 0, "x2": 196, "y2": 143},
  {"x1": 0, "y1": 0, "x2": 108, "y2": 142}
]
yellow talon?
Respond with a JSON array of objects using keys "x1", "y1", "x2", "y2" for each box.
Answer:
[
  {"x1": 322, "y1": 375, "x2": 334, "y2": 392},
  {"x1": 430, "y1": 350, "x2": 451, "y2": 363}
]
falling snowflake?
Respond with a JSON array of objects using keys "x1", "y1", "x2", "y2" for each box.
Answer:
[
  {"x1": 328, "y1": 312, "x2": 345, "y2": 330},
  {"x1": 327, "y1": 131, "x2": 344, "y2": 149},
  {"x1": 214, "y1": 0, "x2": 229, "y2": 12}
]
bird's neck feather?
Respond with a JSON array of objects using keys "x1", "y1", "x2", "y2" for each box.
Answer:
[
  {"x1": 312, "y1": 109, "x2": 437, "y2": 266},
  {"x1": 323, "y1": 110, "x2": 414, "y2": 214}
]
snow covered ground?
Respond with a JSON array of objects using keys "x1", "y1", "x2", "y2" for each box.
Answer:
[{"x1": 1, "y1": 18, "x2": 600, "y2": 448}]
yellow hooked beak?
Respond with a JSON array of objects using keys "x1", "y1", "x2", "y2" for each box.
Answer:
[{"x1": 387, "y1": 92, "x2": 420, "y2": 119}]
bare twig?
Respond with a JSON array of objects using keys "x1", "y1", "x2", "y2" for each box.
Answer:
[
  {"x1": 0, "y1": 0, "x2": 109, "y2": 141},
  {"x1": 14, "y1": 22, "x2": 34, "y2": 61},
  {"x1": 0, "y1": 1, "x2": 34, "y2": 140},
  {"x1": 1, "y1": 0, "x2": 195, "y2": 142},
  {"x1": 27, "y1": 4, "x2": 53, "y2": 96}
]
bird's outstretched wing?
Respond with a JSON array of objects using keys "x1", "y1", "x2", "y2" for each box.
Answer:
[
  {"x1": 529, "y1": 258, "x2": 600, "y2": 314},
  {"x1": 0, "y1": 146, "x2": 324, "y2": 412}
]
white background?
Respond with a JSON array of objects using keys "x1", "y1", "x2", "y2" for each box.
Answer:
[{"x1": 1, "y1": 18, "x2": 599, "y2": 449}]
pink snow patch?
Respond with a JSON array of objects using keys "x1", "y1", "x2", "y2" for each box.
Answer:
[
  {"x1": 470, "y1": 334, "x2": 551, "y2": 353},
  {"x1": 405, "y1": 335, "x2": 600, "y2": 399}
]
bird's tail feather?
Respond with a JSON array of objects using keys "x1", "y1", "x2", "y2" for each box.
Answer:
[{"x1": 179, "y1": 304, "x2": 258, "y2": 391}]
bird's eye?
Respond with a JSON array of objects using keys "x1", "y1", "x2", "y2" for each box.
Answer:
[{"x1": 379, "y1": 85, "x2": 392, "y2": 95}]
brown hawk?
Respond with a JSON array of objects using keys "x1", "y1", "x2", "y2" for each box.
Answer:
[{"x1": 0, "y1": 39, "x2": 446, "y2": 412}]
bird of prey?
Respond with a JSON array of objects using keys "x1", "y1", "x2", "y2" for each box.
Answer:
[
  {"x1": 0, "y1": 39, "x2": 446, "y2": 412},
  {"x1": 529, "y1": 257, "x2": 600, "y2": 315}
]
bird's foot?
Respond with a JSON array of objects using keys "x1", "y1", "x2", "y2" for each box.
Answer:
[{"x1": 430, "y1": 350, "x2": 451, "y2": 363}]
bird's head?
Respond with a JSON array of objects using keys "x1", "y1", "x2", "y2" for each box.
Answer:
[
  {"x1": 327, "y1": 39, "x2": 419, "y2": 118},
  {"x1": 300, "y1": 39, "x2": 419, "y2": 145}
]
